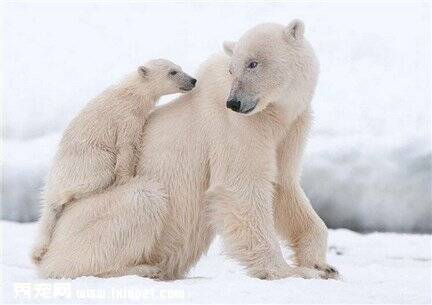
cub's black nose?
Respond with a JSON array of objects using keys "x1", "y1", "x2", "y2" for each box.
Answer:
[
  {"x1": 191, "y1": 78, "x2": 197, "y2": 86},
  {"x1": 226, "y1": 99, "x2": 241, "y2": 112}
]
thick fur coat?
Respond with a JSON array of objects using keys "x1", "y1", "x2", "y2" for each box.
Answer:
[{"x1": 36, "y1": 20, "x2": 338, "y2": 280}]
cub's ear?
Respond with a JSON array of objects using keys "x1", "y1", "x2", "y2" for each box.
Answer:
[
  {"x1": 223, "y1": 41, "x2": 236, "y2": 56},
  {"x1": 138, "y1": 66, "x2": 148, "y2": 78},
  {"x1": 284, "y1": 19, "x2": 305, "y2": 40}
]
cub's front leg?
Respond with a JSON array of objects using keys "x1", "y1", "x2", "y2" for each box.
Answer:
[
  {"x1": 114, "y1": 120, "x2": 142, "y2": 186},
  {"x1": 114, "y1": 143, "x2": 139, "y2": 186},
  {"x1": 206, "y1": 184, "x2": 326, "y2": 280}
]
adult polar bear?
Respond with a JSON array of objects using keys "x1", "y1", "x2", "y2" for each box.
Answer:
[{"x1": 38, "y1": 20, "x2": 338, "y2": 280}]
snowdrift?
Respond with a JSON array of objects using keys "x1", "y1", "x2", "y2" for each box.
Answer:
[{"x1": 2, "y1": 221, "x2": 430, "y2": 304}]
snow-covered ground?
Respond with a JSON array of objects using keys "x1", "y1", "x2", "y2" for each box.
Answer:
[
  {"x1": 1, "y1": 221, "x2": 431, "y2": 304},
  {"x1": 2, "y1": 2, "x2": 431, "y2": 232}
]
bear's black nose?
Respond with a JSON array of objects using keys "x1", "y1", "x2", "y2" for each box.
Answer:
[
  {"x1": 191, "y1": 78, "x2": 197, "y2": 86},
  {"x1": 226, "y1": 99, "x2": 241, "y2": 112}
]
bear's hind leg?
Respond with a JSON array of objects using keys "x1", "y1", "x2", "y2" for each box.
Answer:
[
  {"x1": 98, "y1": 264, "x2": 162, "y2": 279},
  {"x1": 31, "y1": 195, "x2": 72, "y2": 265},
  {"x1": 38, "y1": 176, "x2": 168, "y2": 279}
]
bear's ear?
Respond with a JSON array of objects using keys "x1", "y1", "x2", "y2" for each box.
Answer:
[
  {"x1": 138, "y1": 66, "x2": 148, "y2": 78},
  {"x1": 223, "y1": 41, "x2": 236, "y2": 56},
  {"x1": 284, "y1": 19, "x2": 305, "y2": 40}
]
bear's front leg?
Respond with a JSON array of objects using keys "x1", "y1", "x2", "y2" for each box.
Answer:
[
  {"x1": 274, "y1": 112, "x2": 339, "y2": 279},
  {"x1": 206, "y1": 185, "x2": 326, "y2": 280},
  {"x1": 274, "y1": 183, "x2": 339, "y2": 279}
]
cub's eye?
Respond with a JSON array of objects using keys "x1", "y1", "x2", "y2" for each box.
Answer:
[
  {"x1": 248, "y1": 61, "x2": 258, "y2": 69},
  {"x1": 229, "y1": 69, "x2": 232, "y2": 75},
  {"x1": 169, "y1": 70, "x2": 177, "y2": 76}
]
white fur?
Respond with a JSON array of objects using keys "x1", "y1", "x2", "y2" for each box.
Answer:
[
  {"x1": 36, "y1": 21, "x2": 338, "y2": 280},
  {"x1": 31, "y1": 59, "x2": 194, "y2": 266}
]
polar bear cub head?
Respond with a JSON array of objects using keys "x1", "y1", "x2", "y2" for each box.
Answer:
[
  {"x1": 137, "y1": 59, "x2": 197, "y2": 96},
  {"x1": 223, "y1": 20, "x2": 319, "y2": 115}
]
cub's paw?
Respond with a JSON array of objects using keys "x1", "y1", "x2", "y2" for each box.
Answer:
[
  {"x1": 31, "y1": 244, "x2": 48, "y2": 265},
  {"x1": 313, "y1": 263, "x2": 340, "y2": 279}
]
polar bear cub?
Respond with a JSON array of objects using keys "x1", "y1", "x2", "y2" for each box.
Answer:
[{"x1": 31, "y1": 59, "x2": 196, "y2": 265}]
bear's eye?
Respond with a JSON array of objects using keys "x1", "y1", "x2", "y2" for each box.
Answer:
[
  {"x1": 248, "y1": 61, "x2": 258, "y2": 69},
  {"x1": 169, "y1": 70, "x2": 177, "y2": 76},
  {"x1": 229, "y1": 69, "x2": 232, "y2": 75}
]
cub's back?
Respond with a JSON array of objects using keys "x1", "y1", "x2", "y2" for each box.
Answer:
[{"x1": 58, "y1": 89, "x2": 123, "y2": 153}]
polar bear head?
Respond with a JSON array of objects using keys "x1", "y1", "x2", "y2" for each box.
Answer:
[
  {"x1": 137, "y1": 59, "x2": 197, "y2": 95},
  {"x1": 223, "y1": 20, "x2": 319, "y2": 116}
]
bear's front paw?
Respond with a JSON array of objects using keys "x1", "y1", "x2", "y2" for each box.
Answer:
[
  {"x1": 251, "y1": 266, "x2": 327, "y2": 280},
  {"x1": 313, "y1": 263, "x2": 339, "y2": 279},
  {"x1": 287, "y1": 266, "x2": 328, "y2": 279}
]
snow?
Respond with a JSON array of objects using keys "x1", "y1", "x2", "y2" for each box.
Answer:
[
  {"x1": 1, "y1": 221, "x2": 431, "y2": 304},
  {"x1": 2, "y1": 134, "x2": 62, "y2": 222},
  {"x1": 2, "y1": 2, "x2": 431, "y2": 232}
]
